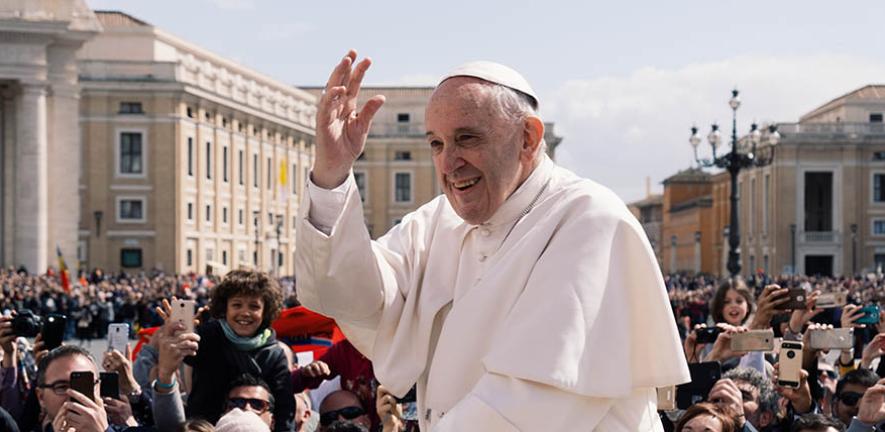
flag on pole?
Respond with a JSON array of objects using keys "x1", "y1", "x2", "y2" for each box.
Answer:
[
  {"x1": 56, "y1": 245, "x2": 71, "y2": 293},
  {"x1": 278, "y1": 159, "x2": 288, "y2": 203}
]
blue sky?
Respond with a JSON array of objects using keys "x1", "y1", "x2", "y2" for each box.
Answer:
[{"x1": 86, "y1": 0, "x2": 885, "y2": 202}]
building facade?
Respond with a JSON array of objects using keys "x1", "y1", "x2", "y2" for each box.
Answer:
[
  {"x1": 661, "y1": 168, "x2": 723, "y2": 275},
  {"x1": 77, "y1": 11, "x2": 316, "y2": 275},
  {"x1": 740, "y1": 85, "x2": 885, "y2": 277},
  {"x1": 0, "y1": 0, "x2": 101, "y2": 272}
]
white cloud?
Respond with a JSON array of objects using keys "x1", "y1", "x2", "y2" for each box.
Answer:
[
  {"x1": 204, "y1": 0, "x2": 254, "y2": 10},
  {"x1": 542, "y1": 54, "x2": 885, "y2": 203}
]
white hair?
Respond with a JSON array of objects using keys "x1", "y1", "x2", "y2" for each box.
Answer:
[{"x1": 485, "y1": 84, "x2": 547, "y2": 158}]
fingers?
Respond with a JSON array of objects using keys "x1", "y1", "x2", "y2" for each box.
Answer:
[
  {"x1": 356, "y1": 95, "x2": 386, "y2": 131},
  {"x1": 324, "y1": 51, "x2": 357, "y2": 93},
  {"x1": 346, "y1": 57, "x2": 372, "y2": 99}
]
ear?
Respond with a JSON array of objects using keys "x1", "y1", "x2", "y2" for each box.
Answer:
[{"x1": 520, "y1": 116, "x2": 544, "y2": 162}]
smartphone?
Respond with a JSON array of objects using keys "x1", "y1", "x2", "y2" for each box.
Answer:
[
  {"x1": 42, "y1": 314, "x2": 67, "y2": 350},
  {"x1": 676, "y1": 361, "x2": 722, "y2": 409},
  {"x1": 100, "y1": 371, "x2": 120, "y2": 399},
  {"x1": 816, "y1": 292, "x2": 848, "y2": 309},
  {"x1": 856, "y1": 305, "x2": 880, "y2": 325},
  {"x1": 107, "y1": 323, "x2": 129, "y2": 353},
  {"x1": 775, "y1": 288, "x2": 808, "y2": 310},
  {"x1": 70, "y1": 371, "x2": 95, "y2": 402},
  {"x1": 808, "y1": 328, "x2": 854, "y2": 350},
  {"x1": 778, "y1": 341, "x2": 804, "y2": 388},
  {"x1": 656, "y1": 385, "x2": 676, "y2": 411},
  {"x1": 730, "y1": 329, "x2": 775, "y2": 352},
  {"x1": 695, "y1": 327, "x2": 721, "y2": 344},
  {"x1": 169, "y1": 299, "x2": 196, "y2": 333}
]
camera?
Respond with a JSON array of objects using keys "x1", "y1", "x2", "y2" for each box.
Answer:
[
  {"x1": 786, "y1": 350, "x2": 796, "y2": 359},
  {"x1": 12, "y1": 310, "x2": 43, "y2": 337}
]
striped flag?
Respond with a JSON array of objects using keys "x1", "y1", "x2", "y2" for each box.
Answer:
[{"x1": 56, "y1": 245, "x2": 71, "y2": 293}]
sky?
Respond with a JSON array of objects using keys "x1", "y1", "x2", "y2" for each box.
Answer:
[{"x1": 86, "y1": 0, "x2": 885, "y2": 202}]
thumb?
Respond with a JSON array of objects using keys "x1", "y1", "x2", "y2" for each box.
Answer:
[{"x1": 125, "y1": 343, "x2": 132, "y2": 361}]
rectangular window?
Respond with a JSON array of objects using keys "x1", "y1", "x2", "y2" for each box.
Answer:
[
  {"x1": 267, "y1": 157, "x2": 272, "y2": 190},
  {"x1": 120, "y1": 132, "x2": 143, "y2": 174},
  {"x1": 187, "y1": 202, "x2": 193, "y2": 221},
  {"x1": 354, "y1": 172, "x2": 367, "y2": 202},
  {"x1": 186, "y1": 106, "x2": 194, "y2": 118},
  {"x1": 119, "y1": 102, "x2": 144, "y2": 114},
  {"x1": 805, "y1": 172, "x2": 833, "y2": 231},
  {"x1": 395, "y1": 172, "x2": 411, "y2": 202},
  {"x1": 239, "y1": 209, "x2": 244, "y2": 225},
  {"x1": 253, "y1": 154, "x2": 259, "y2": 187},
  {"x1": 872, "y1": 113, "x2": 884, "y2": 123},
  {"x1": 121, "y1": 249, "x2": 143, "y2": 268},
  {"x1": 119, "y1": 199, "x2": 144, "y2": 221},
  {"x1": 206, "y1": 142, "x2": 212, "y2": 180},
  {"x1": 874, "y1": 220, "x2": 885, "y2": 235},
  {"x1": 206, "y1": 205, "x2": 211, "y2": 222},
  {"x1": 875, "y1": 174, "x2": 885, "y2": 202},
  {"x1": 223, "y1": 147, "x2": 229, "y2": 182},
  {"x1": 268, "y1": 212, "x2": 273, "y2": 225},
  {"x1": 187, "y1": 138, "x2": 194, "y2": 176},
  {"x1": 394, "y1": 151, "x2": 412, "y2": 161},
  {"x1": 222, "y1": 250, "x2": 228, "y2": 266},
  {"x1": 238, "y1": 150, "x2": 244, "y2": 185},
  {"x1": 397, "y1": 113, "x2": 410, "y2": 123},
  {"x1": 186, "y1": 249, "x2": 193, "y2": 266},
  {"x1": 222, "y1": 206, "x2": 228, "y2": 224},
  {"x1": 206, "y1": 248, "x2": 214, "y2": 262}
]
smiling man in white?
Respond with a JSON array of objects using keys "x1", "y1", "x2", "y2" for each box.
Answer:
[{"x1": 295, "y1": 49, "x2": 690, "y2": 431}]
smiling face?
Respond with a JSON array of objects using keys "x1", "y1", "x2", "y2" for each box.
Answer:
[
  {"x1": 226, "y1": 294, "x2": 265, "y2": 337},
  {"x1": 722, "y1": 288, "x2": 749, "y2": 326},
  {"x1": 425, "y1": 78, "x2": 541, "y2": 225}
]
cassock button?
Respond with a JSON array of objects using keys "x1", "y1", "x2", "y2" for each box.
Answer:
[
  {"x1": 480, "y1": 228, "x2": 491, "y2": 237},
  {"x1": 478, "y1": 255, "x2": 487, "y2": 262}
]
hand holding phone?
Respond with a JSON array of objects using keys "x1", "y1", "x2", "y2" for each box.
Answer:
[
  {"x1": 778, "y1": 341, "x2": 804, "y2": 388},
  {"x1": 41, "y1": 314, "x2": 66, "y2": 350},
  {"x1": 107, "y1": 323, "x2": 129, "y2": 353},
  {"x1": 168, "y1": 300, "x2": 196, "y2": 333},
  {"x1": 100, "y1": 371, "x2": 120, "y2": 399}
]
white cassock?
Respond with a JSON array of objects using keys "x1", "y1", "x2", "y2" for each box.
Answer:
[{"x1": 296, "y1": 155, "x2": 690, "y2": 431}]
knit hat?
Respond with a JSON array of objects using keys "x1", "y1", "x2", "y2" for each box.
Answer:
[{"x1": 215, "y1": 408, "x2": 270, "y2": 432}]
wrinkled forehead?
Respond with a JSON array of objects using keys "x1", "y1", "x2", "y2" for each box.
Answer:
[{"x1": 428, "y1": 77, "x2": 497, "y2": 111}]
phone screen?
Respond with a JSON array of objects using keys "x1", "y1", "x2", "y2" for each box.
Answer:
[
  {"x1": 100, "y1": 372, "x2": 120, "y2": 399},
  {"x1": 69, "y1": 371, "x2": 95, "y2": 402},
  {"x1": 107, "y1": 324, "x2": 129, "y2": 353},
  {"x1": 42, "y1": 314, "x2": 67, "y2": 350}
]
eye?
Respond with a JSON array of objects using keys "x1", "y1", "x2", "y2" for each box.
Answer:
[{"x1": 428, "y1": 140, "x2": 443, "y2": 153}]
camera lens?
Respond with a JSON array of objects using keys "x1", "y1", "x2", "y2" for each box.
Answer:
[{"x1": 786, "y1": 350, "x2": 796, "y2": 359}]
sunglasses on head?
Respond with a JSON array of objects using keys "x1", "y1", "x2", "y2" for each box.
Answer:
[
  {"x1": 320, "y1": 406, "x2": 365, "y2": 426},
  {"x1": 837, "y1": 391, "x2": 864, "y2": 407},
  {"x1": 226, "y1": 397, "x2": 272, "y2": 414}
]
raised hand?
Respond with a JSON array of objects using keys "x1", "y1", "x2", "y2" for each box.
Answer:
[
  {"x1": 859, "y1": 378, "x2": 885, "y2": 425},
  {"x1": 313, "y1": 50, "x2": 386, "y2": 189},
  {"x1": 842, "y1": 304, "x2": 867, "y2": 329},
  {"x1": 376, "y1": 385, "x2": 405, "y2": 432},
  {"x1": 708, "y1": 378, "x2": 746, "y2": 427},
  {"x1": 749, "y1": 285, "x2": 790, "y2": 330},
  {"x1": 789, "y1": 290, "x2": 823, "y2": 334},
  {"x1": 103, "y1": 344, "x2": 139, "y2": 395},
  {"x1": 301, "y1": 360, "x2": 331, "y2": 379}
]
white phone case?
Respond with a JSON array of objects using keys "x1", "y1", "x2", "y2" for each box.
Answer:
[
  {"x1": 107, "y1": 323, "x2": 129, "y2": 353},
  {"x1": 170, "y1": 300, "x2": 196, "y2": 333}
]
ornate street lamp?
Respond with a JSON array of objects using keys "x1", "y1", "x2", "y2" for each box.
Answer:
[{"x1": 690, "y1": 89, "x2": 780, "y2": 277}]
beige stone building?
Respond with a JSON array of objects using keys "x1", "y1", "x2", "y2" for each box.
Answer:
[
  {"x1": 739, "y1": 85, "x2": 885, "y2": 277},
  {"x1": 77, "y1": 11, "x2": 316, "y2": 274},
  {"x1": 0, "y1": 0, "x2": 101, "y2": 272},
  {"x1": 304, "y1": 86, "x2": 564, "y2": 238}
]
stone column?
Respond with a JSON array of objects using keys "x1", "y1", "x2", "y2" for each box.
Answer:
[
  {"x1": 46, "y1": 82, "x2": 81, "y2": 269},
  {"x1": 15, "y1": 83, "x2": 48, "y2": 272}
]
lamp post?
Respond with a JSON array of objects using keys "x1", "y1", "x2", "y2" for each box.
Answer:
[
  {"x1": 93, "y1": 211, "x2": 103, "y2": 238},
  {"x1": 690, "y1": 89, "x2": 780, "y2": 277}
]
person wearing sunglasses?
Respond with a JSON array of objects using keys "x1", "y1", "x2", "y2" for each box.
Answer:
[
  {"x1": 223, "y1": 374, "x2": 276, "y2": 429},
  {"x1": 319, "y1": 390, "x2": 371, "y2": 431},
  {"x1": 833, "y1": 368, "x2": 878, "y2": 426}
]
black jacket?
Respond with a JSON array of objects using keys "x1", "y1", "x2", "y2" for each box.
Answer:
[{"x1": 184, "y1": 319, "x2": 293, "y2": 432}]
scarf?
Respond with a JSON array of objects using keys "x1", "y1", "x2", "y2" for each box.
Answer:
[{"x1": 220, "y1": 320, "x2": 271, "y2": 351}]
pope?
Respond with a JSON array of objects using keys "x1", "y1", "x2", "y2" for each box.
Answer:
[{"x1": 295, "y1": 49, "x2": 690, "y2": 431}]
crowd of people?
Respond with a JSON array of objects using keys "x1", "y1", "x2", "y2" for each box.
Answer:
[
  {"x1": 0, "y1": 268, "x2": 412, "y2": 432},
  {"x1": 663, "y1": 272, "x2": 885, "y2": 432},
  {"x1": 8, "y1": 265, "x2": 885, "y2": 431}
]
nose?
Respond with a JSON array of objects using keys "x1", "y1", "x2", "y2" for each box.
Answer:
[{"x1": 438, "y1": 143, "x2": 466, "y2": 175}]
